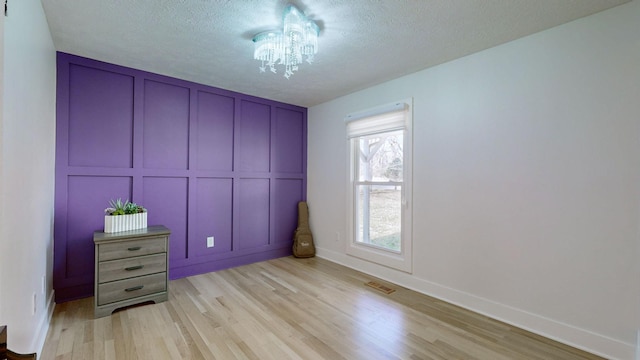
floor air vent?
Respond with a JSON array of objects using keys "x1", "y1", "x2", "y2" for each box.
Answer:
[{"x1": 365, "y1": 281, "x2": 396, "y2": 294}]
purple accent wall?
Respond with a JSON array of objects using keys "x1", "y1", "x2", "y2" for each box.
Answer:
[
  {"x1": 54, "y1": 53, "x2": 307, "y2": 302},
  {"x1": 68, "y1": 65, "x2": 134, "y2": 168},
  {"x1": 238, "y1": 101, "x2": 271, "y2": 172}
]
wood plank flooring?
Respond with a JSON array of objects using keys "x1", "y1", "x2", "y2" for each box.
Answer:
[{"x1": 41, "y1": 256, "x2": 604, "y2": 360}]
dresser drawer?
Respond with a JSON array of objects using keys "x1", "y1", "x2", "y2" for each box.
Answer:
[
  {"x1": 97, "y1": 272, "x2": 167, "y2": 306},
  {"x1": 98, "y1": 253, "x2": 166, "y2": 284},
  {"x1": 98, "y1": 236, "x2": 167, "y2": 261}
]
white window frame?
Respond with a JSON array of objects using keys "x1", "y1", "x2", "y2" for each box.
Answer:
[{"x1": 345, "y1": 99, "x2": 413, "y2": 273}]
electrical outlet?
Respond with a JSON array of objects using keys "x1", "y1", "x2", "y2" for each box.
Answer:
[{"x1": 207, "y1": 236, "x2": 214, "y2": 248}]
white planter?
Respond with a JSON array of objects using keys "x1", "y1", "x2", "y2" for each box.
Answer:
[{"x1": 104, "y1": 212, "x2": 148, "y2": 233}]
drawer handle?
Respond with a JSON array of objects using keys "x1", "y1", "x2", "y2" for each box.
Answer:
[
  {"x1": 125, "y1": 265, "x2": 144, "y2": 271},
  {"x1": 127, "y1": 246, "x2": 142, "y2": 251},
  {"x1": 125, "y1": 285, "x2": 144, "y2": 292}
]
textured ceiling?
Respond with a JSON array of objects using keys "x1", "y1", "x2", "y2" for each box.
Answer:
[{"x1": 40, "y1": 0, "x2": 629, "y2": 107}]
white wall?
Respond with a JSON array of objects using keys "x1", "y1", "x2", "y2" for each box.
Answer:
[
  {"x1": 308, "y1": 1, "x2": 640, "y2": 359},
  {"x1": 0, "y1": 0, "x2": 56, "y2": 354},
  {"x1": 0, "y1": 0, "x2": 5, "y2": 334}
]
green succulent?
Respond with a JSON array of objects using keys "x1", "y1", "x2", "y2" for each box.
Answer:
[
  {"x1": 105, "y1": 198, "x2": 146, "y2": 215},
  {"x1": 124, "y1": 201, "x2": 145, "y2": 214}
]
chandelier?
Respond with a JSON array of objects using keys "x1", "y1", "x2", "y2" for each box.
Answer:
[{"x1": 252, "y1": 5, "x2": 319, "y2": 79}]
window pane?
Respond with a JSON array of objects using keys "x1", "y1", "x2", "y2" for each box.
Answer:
[
  {"x1": 356, "y1": 185, "x2": 401, "y2": 252},
  {"x1": 358, "y1": 130, "x2": 403, "y2": 182},
  {"x1": 347, "y1": 101, "x2": 412, "y2": 272}
]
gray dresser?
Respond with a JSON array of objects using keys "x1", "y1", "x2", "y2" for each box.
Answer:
[{"x1": 93, "y1": 225, "x2": 170, "y2": 318}]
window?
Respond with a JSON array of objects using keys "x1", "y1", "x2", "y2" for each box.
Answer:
[{"x1": 345, "y1": 100, "x2": 412, "y2": 272}]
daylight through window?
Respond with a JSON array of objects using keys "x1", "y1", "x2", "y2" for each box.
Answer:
[{"x1": 345, "y1": 100, "x2": 412, "y2": 272}]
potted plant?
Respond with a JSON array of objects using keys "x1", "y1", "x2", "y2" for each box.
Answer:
[{"x1": 104, "y1": 198, "x2": 147, "y2": 233}]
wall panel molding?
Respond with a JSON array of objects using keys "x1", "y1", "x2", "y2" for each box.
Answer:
[{"x1": 54, "y1": 53, "x2": 307, "y2": 302}]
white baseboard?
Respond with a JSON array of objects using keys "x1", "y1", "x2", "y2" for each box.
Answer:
[
  {"x1": 316, "y1": 247, "x2": 636, "y2": 360},
  {"x1": 31, "y1": 290, "x2": 55, "y2": 356}
]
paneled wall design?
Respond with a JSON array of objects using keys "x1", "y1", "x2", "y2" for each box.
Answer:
[{"x1": 54, "y1": 53, "x2": 307, "y2": 302}]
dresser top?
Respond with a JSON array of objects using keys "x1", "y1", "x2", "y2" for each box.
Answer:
[{"x1": 93, "y1": 225, "x2": 171, "y2": 243}]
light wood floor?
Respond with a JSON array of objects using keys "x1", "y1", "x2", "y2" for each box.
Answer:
[{"x1": 41, "y1": 256, "x2": 603, "y2": 360}]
